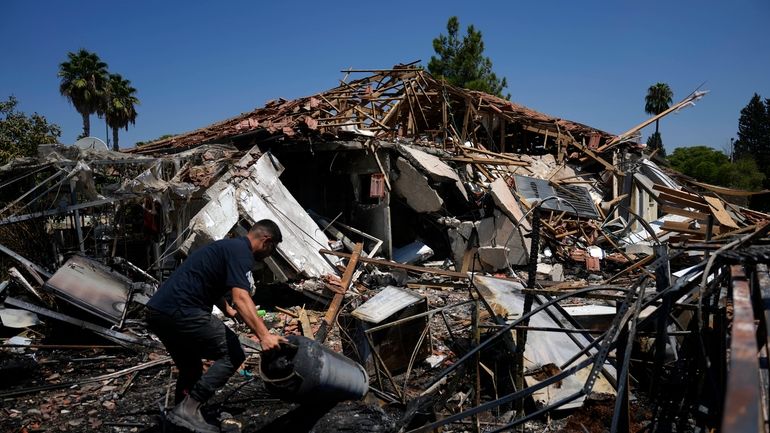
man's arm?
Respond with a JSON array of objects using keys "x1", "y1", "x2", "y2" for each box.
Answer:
[{"x1": 230, "y1": 287, "x2": 287, "y2": 351}]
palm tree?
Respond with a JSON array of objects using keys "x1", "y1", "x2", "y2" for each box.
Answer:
[
  {"x1": 105, "y1": 73, "x2": 139, "y2": 150},
  {"x1": 58, "y1": 49, "x2": 109, "y2": 138},
  {"x1": 644, "y1": 82, "x2": 673, "y2": 136}
]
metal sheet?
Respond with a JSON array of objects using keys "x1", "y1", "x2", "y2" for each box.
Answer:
[
  {"x1": 514, "y1": 174, "x2": 599, "y2": 219},
  {"x1": 352, "y1": 286, "x2": 424, "y2": 324},
  {"x1": 237, "y1": 152, "x2": 339, "y2": 277},
  {"x1": 44, "y1": 255, "x2": 132, "y2": 323},
  {"x1": 473, "y1": 275, "x2": 616, "y2": 409}
]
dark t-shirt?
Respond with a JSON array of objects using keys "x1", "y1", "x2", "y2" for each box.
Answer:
[{"x1": 148, "y1": 237, "x2": 256, "y2": 315}]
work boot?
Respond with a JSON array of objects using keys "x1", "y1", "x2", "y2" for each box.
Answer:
[{"x1": 166, "y1": 395, "x2": 219, "y2": 433}]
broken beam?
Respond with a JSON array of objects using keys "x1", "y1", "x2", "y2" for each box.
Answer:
[
  {"x1": 0, "y1": 197, "x2": 116, "y2": 226},
  {"x1": 315, "y1": 242, "x2": 363, "y2": 343},
  {"x1": 320, "y1": 249, "x2": 469, "y2": 279},
  {"x1": 4, "y1": 297, "x2": 160, "y2": 349}
]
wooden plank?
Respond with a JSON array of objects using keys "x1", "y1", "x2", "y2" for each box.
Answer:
[
  {"x1": 298, "y1": 307, "x2": 313, "y2": 339},
  {"x1": 460, "y1": 146, "x2": 528, "y2": 163},
  {"x1": 722, "y1": 266, "x2": 761, "y2": 433},
  {"x1": 660, "y1": 221, "x2": 718, "y2": 236},
  {"x1": 662, "y1": 220, "x2": 693, "y2": 230},
  {"x1": 713, "y1": 224, "x2": 758, "y2": 240},
  {"x1": 657, "y1": 191, "x2": 712, "y2": 213},
  {"x1": 569, "y1": 137, "x2": 622, "y2": 175},
  {"x1": 704, "y1": 196, "x2": 740, "y2": 229},
  {"x1": 315, "y1": 243, "x2": 363, "y2": 343},
  {"x1": 661, "y1": 204, "x2": 710, "y2": 221},
  {"x1": 652, "y1": 184, "x2": 704, "y2": 203},
  {"x1": 599, "y1": 91, "x2": 708, "y2": 152},
  {"x1": 685, "y1": 179, "x2": 770, "y2": 196},
  {"x1": 606, "y1": 255, "x2": 655, "y2": 283}
]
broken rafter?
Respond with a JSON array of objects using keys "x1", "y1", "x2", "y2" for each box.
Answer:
[
  {"x1": 600, "y1": 90, "x2": 709, "y2": 152},
  {"x1": 315, "y1": 242, "x2": 363, "y2": 343}
]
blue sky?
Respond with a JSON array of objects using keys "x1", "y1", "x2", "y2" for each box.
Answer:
[{"x1": 2, "y1": 1, "x2": 768, "y2": 153}]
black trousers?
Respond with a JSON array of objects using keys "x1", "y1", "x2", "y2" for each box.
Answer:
[{"x1": 146, "y1": 308, "x2": 246, "y2": 404}]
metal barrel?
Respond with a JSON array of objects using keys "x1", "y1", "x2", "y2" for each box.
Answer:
[{"x1": 258, "y1": 335, "x2": 369, "y2": 402}]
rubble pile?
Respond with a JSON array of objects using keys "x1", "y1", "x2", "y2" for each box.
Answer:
[{"x1": 2, "y1": 65, "x2": 770, "y2": 432}]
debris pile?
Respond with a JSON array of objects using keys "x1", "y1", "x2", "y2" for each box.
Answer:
[{"x1": 2, "y1": 65, "x2": 770, "y2": 432}]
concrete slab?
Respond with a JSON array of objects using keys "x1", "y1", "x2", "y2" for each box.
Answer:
[
  {"x1": 398, "y1": 145, "x2": 468, "y2": 200},
  {"x1": 448, "y1": 221, "x2": 476, "y2": 270},
  {"x1": 477, "y1": 210, "x2": 528, "y2": 267},
  {"x1": 393, "y1": 157, "x2": 443, "y2": 213},
  {"x1": 489, "y1": 177, "x2": 531, "y2": 231}
]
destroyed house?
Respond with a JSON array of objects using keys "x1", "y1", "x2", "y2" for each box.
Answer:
[
  {"x1": 128, "y1": 65, "x2": 617, "y2": 269},
  {"x1": 2, "y1": 63, "x2": 770, "y2": 432}
]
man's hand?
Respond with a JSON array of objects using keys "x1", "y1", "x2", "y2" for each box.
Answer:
[
  {"x1": 259, "y1": 333, "x2": 288, "y2": 351},
  {"x1": 231, "y1": 287, "x2": 288, "y2": 351}
]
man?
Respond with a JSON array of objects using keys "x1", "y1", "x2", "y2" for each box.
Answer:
[{"x1": 146, "y1": 219, "x2": 288, "y2": 433}]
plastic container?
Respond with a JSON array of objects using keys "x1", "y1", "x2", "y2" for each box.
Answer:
[{"x1": 258, "y1": 335, "x2": 369, "y2": 402}]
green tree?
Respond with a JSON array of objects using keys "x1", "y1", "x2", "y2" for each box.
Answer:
[
  {"x1": 733, "y1": 93, "x2": 769, "y2": 166},
  {"x1": 644, "y1": 83, "x2": 673, "y2": 154},
  {"x1": 0, "y1": 96, "x2": 62, "y2": 164},
  {"x1": 428, "y1": 16, "x2": 508, "y2": 98},
  {"x1": 668, "y1": 145, "x2": 764, "y2": 191},
  {"x1": 58, "y1": 49, "x2": 109, "y2": 138},
  {"x1": 105, "y1": 73, "x2": 139, "y2": 151}
]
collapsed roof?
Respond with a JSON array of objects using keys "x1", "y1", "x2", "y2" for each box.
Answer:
[{"x1": 131, "y1": 64, "x2": 614, "y2": 155}]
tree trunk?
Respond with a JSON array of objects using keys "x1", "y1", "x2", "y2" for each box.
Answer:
[
  {"x1": 82, "y1": 112, "x2": 90, "y2": 138},
  {"x1": 112, "y1": 127, "x2": 119, "y2": 151},
  {"x1": 655, "y1": 119, "x2": 660, "y2": 136}
]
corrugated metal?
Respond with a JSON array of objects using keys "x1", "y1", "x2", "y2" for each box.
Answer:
[{"x1": 514, "y1": 175, "x2": 599, "y2": 219}]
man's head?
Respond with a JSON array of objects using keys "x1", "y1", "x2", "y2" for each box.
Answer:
[{"x1": 247, "y1": 219, "x2": 283, "y2": 260}]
